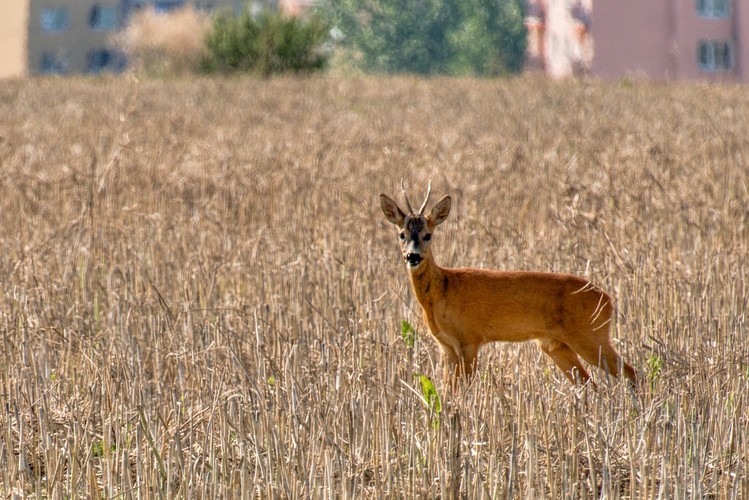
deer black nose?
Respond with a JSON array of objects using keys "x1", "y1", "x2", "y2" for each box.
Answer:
[{"x1": 406, "y1": 253, "x2": 423, "y2": 266}]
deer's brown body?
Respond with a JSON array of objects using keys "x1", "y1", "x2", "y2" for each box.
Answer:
[{"x1": 381, "y1": 185, "x2": 637, "y2": 387}]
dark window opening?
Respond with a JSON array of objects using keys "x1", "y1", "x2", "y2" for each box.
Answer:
[
  {"x1": 40, "y1": 7, "x2": 70, "y2": 32},
  {"x1": 40, "y1": 52, "x2": 70, "y2": 74},
  {"x1": 90, "y1": 4, "x2": 120, "y2": 30},
  {"x1": 87, "y1": 49, "x2": 127, "y2": 73}
]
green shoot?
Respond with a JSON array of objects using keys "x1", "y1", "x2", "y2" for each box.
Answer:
[{"x1": 401, "y1": 320, "x2": 416, "y2": 349}]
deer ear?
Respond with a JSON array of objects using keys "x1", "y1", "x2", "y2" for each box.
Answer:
[
  {"x1": 380, "y1": 194, "x2": 405, "y2": 227},
  {"x1": 429, "y1": 195, "x2": 451, "y2": 226}
]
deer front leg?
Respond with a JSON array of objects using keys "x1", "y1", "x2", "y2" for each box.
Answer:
[
  {"x1": 460, "y1": 344, "x2": 479, "y2": 379},
  {"x1": 440, "y1": 342, "x2": 479, "y2": 388},
  {"x1": 440, "y1": 346, "x2": 459, "y2": 387}
]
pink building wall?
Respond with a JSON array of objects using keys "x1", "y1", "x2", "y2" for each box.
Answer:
[
  {"x1": 590, "y1": 1, "x2": 673, "y2": 80},
  {"x1": 725, "y1": 0, "x2": 749, "y2": 80}
]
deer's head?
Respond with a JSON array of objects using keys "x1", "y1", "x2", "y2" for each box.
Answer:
[{"x1": 380, "y1": 182, "x2": 451, "y2": 269}]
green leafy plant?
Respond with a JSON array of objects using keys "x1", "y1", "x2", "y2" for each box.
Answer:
[
  {"x1": 646, "y1": 353, "x2": 662, "y2": 390},
  {"x1": 91, "y1": 440, "x2": 116, "y2": 458},
  {"x1": 416, "y1": 373, "x2": 442, "y2": 416},
  {"x1": 401, "y1": 319, "x2": 416, "y2": 349}
]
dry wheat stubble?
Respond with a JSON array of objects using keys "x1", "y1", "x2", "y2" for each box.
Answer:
[{"x1": 0, "y1": 76, "x2": 746, "y2": 497}]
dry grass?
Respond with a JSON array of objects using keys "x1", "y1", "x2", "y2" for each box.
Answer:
[
  {"x1": 0, "y1": 75, "x2": 747, "y2": 498},
  {"x1": 113, "y1": 7, "x2": 209, "y2": 77}
]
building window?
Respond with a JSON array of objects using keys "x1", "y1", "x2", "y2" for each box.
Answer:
[
  {"x1": 90, "y1": 4, "x2": 120, "y2": 30},
  {"x1": 153, "y1": 0, "x2": 185, "y2": 13},
  {"x1": 40, "y1": 51, "x2": 70, "y2": 74},
  {"x1": 698, "y1": 40, "x2": 733, "y2": 71},
  {"x1": 86, "y1": 49, "x2": 127, "y2": 73},
  {"x1": 40, "y1": 7, "x2": 70, "y2": 32},
  {"x1": 696, "y1": 0, "x2": 729, "y2": 18}
]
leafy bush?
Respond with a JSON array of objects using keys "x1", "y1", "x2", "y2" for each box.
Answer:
[{"x1": 201, "y1": 10, "x2": 330, "y2": 76}]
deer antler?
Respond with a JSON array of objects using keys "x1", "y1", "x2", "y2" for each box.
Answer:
[
  {"x1": 418, "y1": 180, "x2": 432, "y2": 214},
  {"x1": 401, "y1": 179, "x2": 414, "y2": 214}
]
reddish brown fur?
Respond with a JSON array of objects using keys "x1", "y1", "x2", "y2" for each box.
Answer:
[{"x1": 381, "y1": 190, "x2": 637, "y2": 388}]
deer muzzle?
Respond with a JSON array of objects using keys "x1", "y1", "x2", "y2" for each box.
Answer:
[{"x1": 405, "y1": 252, "x2": 424, "y2": 267}]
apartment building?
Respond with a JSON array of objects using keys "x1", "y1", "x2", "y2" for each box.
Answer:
[
  {"x1": 0, "y1": 0, "x2": 251, "y2": 77},
  {"x1": 593, "y1": 0, "x2": 749, "y2": 81},
  {"x1": 27, "y1": 0, "x2": 128, "y2": 76},
  {"x1": 527, "y1": 0, "x2": 749, "y2": 82}
]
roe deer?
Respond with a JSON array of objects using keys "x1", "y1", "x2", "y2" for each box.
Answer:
[{"x1": 380, "y1": 183, "x2": 637, "y2": 388}]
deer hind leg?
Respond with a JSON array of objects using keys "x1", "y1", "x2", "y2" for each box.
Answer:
[
  {"x1": 537, "y1": 339, "x2": 591, "y2": 384},
  {"x1": 576, "y1": 341, "x2": 637, "y2": 386}
]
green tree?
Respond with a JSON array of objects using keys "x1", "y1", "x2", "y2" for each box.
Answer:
[
  {"x1": 449, "y1": 0, "x2": 526, "y2": 75},
  {"x1": 319, "y1": 0, "x2": 526, "y2": 75}
]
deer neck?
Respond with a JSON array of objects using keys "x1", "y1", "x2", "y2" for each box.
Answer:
[{"x1": 407, "y1": 253, "x2": 444, "y2": 309}]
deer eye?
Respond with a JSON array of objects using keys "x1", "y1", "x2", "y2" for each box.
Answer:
[
  {"x1": 399, "y1": 232, "x2": 406, "y2": 240},
  {"x1": 423, "y1": 234, "x2": 431, "y2": 241}
]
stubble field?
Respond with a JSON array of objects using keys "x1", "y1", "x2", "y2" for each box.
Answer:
[{"x1": 0, "y1": 75, "x2": 747, "y2": 498}]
